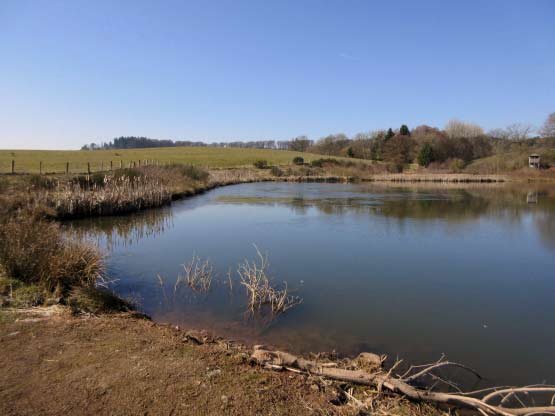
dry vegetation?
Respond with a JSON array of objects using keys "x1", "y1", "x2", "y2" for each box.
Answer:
[
  {"x1": 181, "y1": 256, "x2": 214, "y2": 293},
  {"x1": 48, "y1": 172, "x2": 171, "y2": 218},
  {"x1": 160, "y1": 249, "x2": 303, "y2": 319},
  {"x1": 238, "y1": 246, "x2": 303, "y2": 316},
  {"x1": 0, "y1": 215, "x2": 103, "y2": 297},
  {"x1": 0, "y1": 213, "x2": 134, "y2": 314},
  {"x1": 252, "y1": 347, "x2": 555, "y2": 416}
]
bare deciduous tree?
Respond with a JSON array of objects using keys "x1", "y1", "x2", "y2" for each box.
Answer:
[
  {"x1": 505, "y1": 123, "x2": 533, "y2": 140},
  {"x1": 445, "y1": 119, "x2": 484, "y2": 139},
  {"x1": 539, "y1": 112, "x2": 555, "y2": 137},
  {"x1": 489, "y1": 123, "x2": 534, "y2": 140}
]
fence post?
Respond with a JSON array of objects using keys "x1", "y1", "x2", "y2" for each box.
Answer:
[
  {"x1": 120, "y1": 160, "x2": 123, "y2": 169},
  {"x1": 110, "y1": 160, "x2": 113, "y2": 171},
  {"x1": 66, "y1": 162, "x2": 69, "y2": 174},
  {"x1": 87, "y1": 162, "x2": 91, "y2": 175},
  {"x1": 39, "y1": 161, "x2": 42, "y2": 175},
  {"x1": 138, "y1": 160, "x2": 141, "y2": 167},
  {"x1": 11, "y1": 160, "x2": 15, "y2": 174},
  {"x1": 101, "y1": 161, "x2": 104, "y2": 171}
]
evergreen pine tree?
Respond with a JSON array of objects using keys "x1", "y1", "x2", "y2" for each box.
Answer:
[
  {"x1": 417, "y1": 143, "x2": 434, "y2": 167},
  {"x1": 385, "y1": 128, "x2": 394, "y2": 139}
]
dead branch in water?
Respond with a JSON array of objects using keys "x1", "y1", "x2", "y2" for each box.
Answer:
[
  {"x1": 181, "y1": 256, "x2": 213, "y2": 293},
  {"x1": 250, "y1": 346, "x2": 555, "y2": 416},
  {"x1": 237, "y1": 245, "x2": 302, "y2": 315}
]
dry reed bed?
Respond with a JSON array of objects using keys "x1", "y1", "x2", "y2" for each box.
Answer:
[
  {"x1": 208, "y1": 168, "x2": 270, "y2": 185},
  {"x1": 43, "y1": 174, "x2": 172, "y2": 218},
  {"x1": 366, "y1": 173, "x2": 508, "y2": 183}
]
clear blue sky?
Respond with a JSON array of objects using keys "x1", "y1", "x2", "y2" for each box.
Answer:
[{"x1": 1, "y1": 0, "x2": 554, "y2": 149}]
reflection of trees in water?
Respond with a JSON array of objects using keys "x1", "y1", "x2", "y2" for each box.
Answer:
[
  {"x1": 66, "y1": 207, "x2": 173, "y2": 250},
  {"x1": 535, "y1": 212, "x2": 555, "y2": 250},
  {"x1": 67, "y1": 185, "x2": 555, "y2": 252},
  {"x1": 217, "y1": 186, "x2": 555, "y2": 251}
]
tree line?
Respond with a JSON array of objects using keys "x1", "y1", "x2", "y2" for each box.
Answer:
[
  {"x1": 83, "y1": 113, "x2": 555, "y2": 171},
  {"x1": 82, "y1": 136, "x2": 313, "y2": 152}
]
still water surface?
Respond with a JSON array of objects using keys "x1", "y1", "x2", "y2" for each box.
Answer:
[{"x1": 70, "y1": 182, "x2": 555, "y2": 386}]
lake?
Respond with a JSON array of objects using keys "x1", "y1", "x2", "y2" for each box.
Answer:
[{"x1": 69, "y1": 182, "x2": 555, "y2": 386}]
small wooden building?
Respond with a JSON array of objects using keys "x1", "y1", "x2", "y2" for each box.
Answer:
[{"x1": 529, "y1": 154, "x2": 541, "y2": 169}]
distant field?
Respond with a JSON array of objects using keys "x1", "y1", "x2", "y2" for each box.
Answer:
[{"x1": 0, "y1": 147, "x2": 335, "y2": 174}]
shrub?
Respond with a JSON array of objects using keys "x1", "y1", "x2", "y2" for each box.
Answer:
[
  {"x1": 449, "y1": 158, "x2": 466, "y2": 173},
  {"x1": 11, "y1": 284, "x2": 44, "y2": 307},
  {"x1": 270, "y1": 166, "x2": 284, "y2": 177},
  {"x1": 164, "y1": 164, "x2": 209, "y2": 181},
  {"x1": 292, "y1": 156, "x2": 304, "y2": 165},
  {"x1": 386, "y1": 163, "x2": 404, "y2": 173},
  {"x1": 310, "y1": 158, "x2": 340, "y2": 168},
  {"x1": 0, "y1": 276, "x2": 20, "y2": 295},
  {"x1": 29, "y1": 175, "x2": 57, "y2": 190},
  {"x1": 253, "y1": 160, "x2": 269, "y2": 169},
  {"x1": 67, "y1": 286, "x2": 133, "y2": 314},
  {"x1": 0, "y1": 215, "x2": 104, "y2": 295}
]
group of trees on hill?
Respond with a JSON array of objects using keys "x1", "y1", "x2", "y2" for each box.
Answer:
[
  {"x1": 306, "y1": 121, "x2": 495, "y2": 171},
  {"x1": 82, "y1": 136, "x2": 314, "y2": 152},
  {"x1": 83, "y1": 113, "x2": 555, "y2": 171}
]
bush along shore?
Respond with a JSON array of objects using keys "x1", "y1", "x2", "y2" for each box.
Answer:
[{"x1": 2, "y1": 161, "x2": 555, "y2": 415}]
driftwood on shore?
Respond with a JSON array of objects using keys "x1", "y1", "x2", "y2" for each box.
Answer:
[{"x1": 251, "y1": 346, "x2": 555, "y2": 416}]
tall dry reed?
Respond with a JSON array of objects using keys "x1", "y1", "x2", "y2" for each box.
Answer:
[{"x1": 45, "y1": 173, "x2": 172, "y2": 218}]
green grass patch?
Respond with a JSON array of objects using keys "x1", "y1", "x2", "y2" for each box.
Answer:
[
  {"x1": 0, "y1": 147, "x2": 342, "y2": 174},
  {"x1": 67, "y1": 286, "x2": 134, "y2": 314}
]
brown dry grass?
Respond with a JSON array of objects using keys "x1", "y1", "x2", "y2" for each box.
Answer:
[{"x1": 0, "y1": 215, "x2": 104, "y2": 295}]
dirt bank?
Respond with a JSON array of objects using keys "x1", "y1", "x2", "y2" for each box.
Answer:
[{"x1": 0, "y1": 307, "x2": 443, "y2": 416}]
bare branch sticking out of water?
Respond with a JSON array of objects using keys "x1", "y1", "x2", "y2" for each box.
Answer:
[
  {"x1": 181, "y1": 256, "x2": 213, "y2": 293},
  {"x1": 237, "y1": 245, "x2": 302, "y2": 316}
]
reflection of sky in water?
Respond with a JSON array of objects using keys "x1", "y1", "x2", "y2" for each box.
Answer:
[{"x1": 69, "y1": 183, "x2": 555, "y2": 387}]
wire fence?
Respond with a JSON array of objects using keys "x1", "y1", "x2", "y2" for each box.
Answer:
[{"x1": 0, "y1": 159, "x2": 165, "y2": 175}]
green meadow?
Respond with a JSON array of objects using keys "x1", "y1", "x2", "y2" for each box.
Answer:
[{"x1": 0, "y1": 147, "x2": 332, "y2": 174}]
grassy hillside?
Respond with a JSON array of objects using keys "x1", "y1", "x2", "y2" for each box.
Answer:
[
  {"x1": 0, "y1": 147, "x2": 332, "y2": 174},
  {"x1": 465, "y1": 148, "x2": 555, "y2": 174}
]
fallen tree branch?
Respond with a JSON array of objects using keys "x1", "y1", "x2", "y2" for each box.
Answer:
[
  {"x1": 404, "y1": 360, "x2": 482, "y2": 382},
  {"x1": 250, "y1": 346, "x2": 555, "y2": 416}
]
